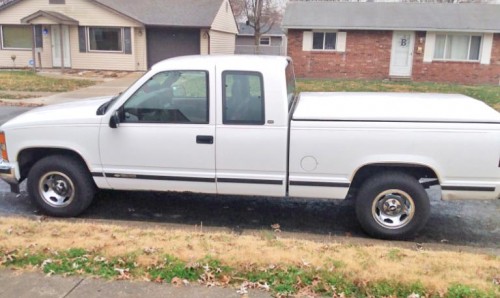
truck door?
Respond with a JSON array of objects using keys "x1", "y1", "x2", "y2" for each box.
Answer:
[
  {"x1": 215, "y1": 70, "x2": 287, "y2": 197},
  {"x1": 99, "y1": 69, "x2": 216, "y2": 193}
]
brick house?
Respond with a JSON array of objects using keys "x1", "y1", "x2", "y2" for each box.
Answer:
[{"x1": 282, "y1": 2, "x2": 500, "y2": 85}]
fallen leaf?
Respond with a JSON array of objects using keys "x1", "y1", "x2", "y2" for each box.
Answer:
[
  {"x1": 93, "y1": 256, "x2": 107, "y2": 263},
  {"x1": 493, "y1": 276, "x2": 500, "y2": 285},
  {"x1": 258, "y1": 282, "x2": 270, "y2": 291},
  {"x1": 219, "y1": 275, "x2": 231, "y2": 285},
  {"x1": 143, "y1": 247, "x2": 157, "y2": 255},
  {"x1": 114, "y1": 267, "x2": 130, "y2": 280},
  {"x1": 171, "y1": 277, "x2": 183, "y2": 286}
]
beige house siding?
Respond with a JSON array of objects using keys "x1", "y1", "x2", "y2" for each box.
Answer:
[
  {"x1": 1, "y1": 0, "x2": 238, "y2": 70},
  {"x1": 0, "y1": 49, "x2": 32, "y2": 68},
  {"x1": 211, "y1": 0, "x2": 237, "y2": 34},
  {"x1": 209, "y1": 30, "x2": 235, "y2": 54},
  {"x1": 0, "y1": 0, "x2": 143, "y2": 70},
  {"x1": 69, "y1": 27, "x2": 135, "y2": 71},
  {"x1": 28, "y1": 16, "x2": 59, "y2": 25}
]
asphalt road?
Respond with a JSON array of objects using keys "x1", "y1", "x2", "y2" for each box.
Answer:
[{"x1": 1, "y1": 106, "x2": 499, "y2": 252}]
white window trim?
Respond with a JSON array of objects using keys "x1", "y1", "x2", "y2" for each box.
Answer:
[
  {"x1": 86, "y1": 27, "x2": 124, "y2": 53},
  {"x1": 303, "y1": 31, "x2": 346, "y2": 53},
  {"x1": 0, "y1": 25, "x2": 34, "y2": 51},
  {"x1": 311, "y1": 30, "x2": 338, "y2": 52},
  {"x1": 259, "y1": 36, "x2": 271, "y2": 46},
  {"x1": 432, "y1": 32, "x2": 483, "y2": 63}
]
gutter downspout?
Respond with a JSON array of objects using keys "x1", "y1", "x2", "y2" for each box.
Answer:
[
  {"x1": 31, "y1": 25, "x2": 36, "y2": 72},
  {"x1": 59, "y1": 24, "x2": 64, "y2": 73}
]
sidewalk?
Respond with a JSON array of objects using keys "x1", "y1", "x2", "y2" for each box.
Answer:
[
  {"x1": 0, "y1": 269, "x2": 271, "y2": 298},
  {"x1": 4, "y1": 72, "x2": 143, "y2": 107}
]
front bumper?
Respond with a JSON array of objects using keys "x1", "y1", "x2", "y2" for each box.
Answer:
[{"x1": 0, "y1": 159, "x2": 19, "y2": 193}]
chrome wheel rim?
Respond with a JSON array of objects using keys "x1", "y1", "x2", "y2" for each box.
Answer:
[
  {"x1": 371, "y1": 189, "x2": 415, "y2": 229},
  {"x1": 38, "y1": 172, "x2": 75, "y2": 208}
]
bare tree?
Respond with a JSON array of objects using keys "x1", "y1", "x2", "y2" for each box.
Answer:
[{"x1": 231, "y1": 0, "x2": 285, "y2": 53}]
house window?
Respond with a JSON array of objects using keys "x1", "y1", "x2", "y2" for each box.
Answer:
[
  {"x1": 433, "y1": 34, "x2": 482, "y2": 61},
  {"x1": 1, "y1": 25, "x2": 33, "y2": 50},
  {"x1": 259, "y1": 37, "x2": 271, "y2": 46},
  {"x1": 88, "y1": 27, "x2": 123, "y2": 52},
  {"x1": 223, "y1": 71, "x2": 265, "y2": 125},
  {"x1": 312, "y1": 32, "x2": 336, "y2": 50},
  {"x1": 49, "y1": 0, "x2": 66, "y2": 4}
]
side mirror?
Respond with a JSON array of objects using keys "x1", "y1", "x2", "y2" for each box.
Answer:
[{"x1": 109, "y1": 110, "x2": 120, "y2": 128}]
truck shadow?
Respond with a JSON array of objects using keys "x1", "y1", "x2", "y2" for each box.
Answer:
[
  {"x1": 86, "y1": 190, "x2": 360, "y2": 236},
  {"x1": 82, "y1": 190, "x2": 500, "y2": 250}
]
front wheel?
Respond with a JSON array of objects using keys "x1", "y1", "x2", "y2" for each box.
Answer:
[
  {"x1": 27, "y1": 155, "x2": 96, "y2": 217},
  {"x1": 355, "y1": 172, "x2": 430, "y2": 240}
]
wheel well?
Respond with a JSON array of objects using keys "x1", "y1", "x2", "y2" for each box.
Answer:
[
  {"x1": 17, "y1": 148, "x2": 90, "y2": 181},
  {"x1": 347, "y1": 164, "x2": 439, "y2": 199}
]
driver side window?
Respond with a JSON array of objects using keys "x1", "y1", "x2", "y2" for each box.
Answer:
[{"x1": 122, "y1": 70, "x2": 209, "y2": 124}]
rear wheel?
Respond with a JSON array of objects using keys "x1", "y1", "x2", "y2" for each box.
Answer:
[
  {"x1": 27, "y1": 155, "x2": 96, "y2": 217},
  {"x1": 355, "y1": 172, "x2": 430, "y2": 240}
]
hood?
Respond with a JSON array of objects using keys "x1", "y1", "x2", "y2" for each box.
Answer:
[{"x1": 1, "y1": 96, "x2": 113, "y2": 130}]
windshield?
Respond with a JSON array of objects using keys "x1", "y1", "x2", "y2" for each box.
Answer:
[
  {"x1": 96, "y1": 73, "x2": 146, "y2": 115},
  {"x1": 96, "y1": 93, "x2": 121, "y2": 115}
]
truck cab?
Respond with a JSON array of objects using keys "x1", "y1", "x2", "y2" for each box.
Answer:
[{"x1": 99, "y1": 55, "x2": 292, "y2": 197}]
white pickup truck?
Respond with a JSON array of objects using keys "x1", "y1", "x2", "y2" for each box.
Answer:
[{"x1": 1, "y1": 55, "x2": 499, "y2": 239}]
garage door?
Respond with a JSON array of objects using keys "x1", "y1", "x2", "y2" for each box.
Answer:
[{"x1": 147, "y1": 28, "x2": 200, "y2": 68}]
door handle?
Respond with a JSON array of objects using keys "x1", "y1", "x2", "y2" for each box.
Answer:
[{"x1": 196, "y1": 135, "x2": 213, "y2": 144}]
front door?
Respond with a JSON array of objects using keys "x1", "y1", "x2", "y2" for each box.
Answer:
[
  {"x1": 99, "y1": 69, "x2": 216, "y2": 193},
  {"x1": 51, "y1": 25, "x2": 71, "y2": 68},
  {"x1": 389, "y1": 31, "x2": 414, "y2": 77}
]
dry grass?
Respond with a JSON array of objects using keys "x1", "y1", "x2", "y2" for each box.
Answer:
[
  {"x1": 0, "y1": 71, "x2": 95, "y2": 92},
  {"x1": 0, "y1": 92, "x2": 42, "y2": 100},
  {"x1": 0, "y1": 216, "x2": 498, "y2": 294}
]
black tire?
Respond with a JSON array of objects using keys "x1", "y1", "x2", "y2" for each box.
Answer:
[
  {"x1": 355, "y1": 172, "x2": 430, "y2": 240},
  {"x1": 27, "y1": 155, "x2": 96, "y2": 217}
]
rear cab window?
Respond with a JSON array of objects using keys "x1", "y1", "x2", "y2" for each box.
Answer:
[{"x1": 222, "y1": 71, "x2": 265, "y2": 125}]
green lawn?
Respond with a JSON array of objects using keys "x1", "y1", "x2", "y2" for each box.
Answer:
[
  {"x1": 0, "y1": 71, "x2": 96, "y2": 93},
  {"x1": 297, "y1": 79, "x2": 500, "y2": 111}
]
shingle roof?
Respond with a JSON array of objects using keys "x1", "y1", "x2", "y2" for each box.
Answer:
[
  {"x1": 238, "y1": 23, "x2": 284, "y2": 36},
  {"x1": 282, "y1": 2, "x2": 500, "y2": 33},
  {"x1": 94, "y1": 0, "x2": 225, "y2": 27},
  {"x1": 0, "y1": 0, "x2": 20, "y2": 10}
]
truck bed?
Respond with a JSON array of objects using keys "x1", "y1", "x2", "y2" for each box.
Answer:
[{"x1": 292, "y1": 92, "x2": 500, "y2": 123}]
